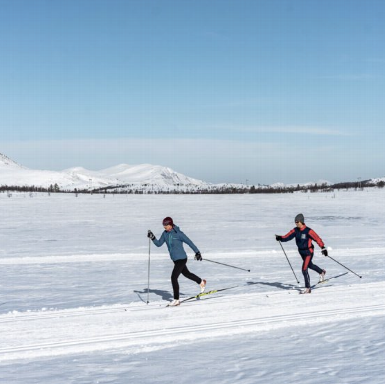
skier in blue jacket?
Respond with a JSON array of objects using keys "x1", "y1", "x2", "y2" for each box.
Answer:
[{"x1": 148, "y1": 217, "x2": 206, "y2": 306}]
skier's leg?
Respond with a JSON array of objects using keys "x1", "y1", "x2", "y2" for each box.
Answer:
[
  {"x1": 308, "y1": 257, "x2": 326, "y2": 282},
  {"x1": 302, "y1": 256, "x2": 311, "y2": 288},
  {"x1": 171, "y1": 259, "x2": 187, "y2": 300},
  {"x1": 181, "y1": 263, "x2": 202, "y2": 284},
  {"x1": 308, "y1": 259, "x2": 323, "y2": 274}
]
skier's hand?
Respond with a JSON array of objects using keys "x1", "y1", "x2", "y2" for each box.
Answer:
[
  {"x1": 321, "y1": 247, "x2": 328, "y2": 257},
  {"x1": 194, "y1": 252, "x2": 202, "y2": 261},
  {"x1": 147, "y1": 230, "x2": 155, "y2": 240},
  {"x1": 275, "y1": 235, "x2": 282, "y2": 242}
]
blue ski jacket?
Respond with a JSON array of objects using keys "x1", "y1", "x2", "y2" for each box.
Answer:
[
  {"x1": 152, "y1": 225, "x2": 200, "y2": 261},
  {"x1": 281, "y1": 225, "x2": 324, "y2": 257}
]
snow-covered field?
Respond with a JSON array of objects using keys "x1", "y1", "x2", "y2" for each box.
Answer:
[{"x1": 1, "y1": 189, "x2": 384, "y2": 383}]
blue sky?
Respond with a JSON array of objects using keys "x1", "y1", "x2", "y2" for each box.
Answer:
[{"x1": 1, "y1": 0, "x2": 384, "y2": 184}]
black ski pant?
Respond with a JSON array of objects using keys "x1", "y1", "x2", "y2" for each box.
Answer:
[
  {"x1": 171, "y1": 258, "x2": 202, "y2": 300},
  {"x1": 301, "y1": 253, "x2": 323, "y2": 288}
]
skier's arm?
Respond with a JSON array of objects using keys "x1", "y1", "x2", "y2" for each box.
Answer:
[
  {"x1": 180, "y1": 232, "x2": 200, "y2": 253},
  {"x1": 152, "y1": 232, "x2": 166, "y2": 247},
  {"x1": 280, "y1": 229, "x2": 296, "y2": 242},
  {"x1": 308, "y1": 229, "x2": 325, "y2": 248}
]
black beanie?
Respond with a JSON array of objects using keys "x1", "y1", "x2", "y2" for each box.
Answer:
[{"x1": 295, "y1": 213, "x2": 305, "y2": 223}]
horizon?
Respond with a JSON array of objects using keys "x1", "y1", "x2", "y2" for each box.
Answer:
[
  {"x1": 1, "y1": 150, "x2": 383, "y2": 187},
  {"x1": 1, "y1": 0, "x2": 384, "y2": 184}
]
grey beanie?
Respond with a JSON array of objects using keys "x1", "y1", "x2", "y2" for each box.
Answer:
[{"x1": 295, "y1": 213, "x2": 305, "y2": 223}]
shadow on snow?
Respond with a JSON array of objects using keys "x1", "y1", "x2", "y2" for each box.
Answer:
[
  {"x1": 134, "y1": 288, "x2": 173, "y2": 303},
  {"x1": 247, "y1": 281, "x2": 297, "y2": 290}
]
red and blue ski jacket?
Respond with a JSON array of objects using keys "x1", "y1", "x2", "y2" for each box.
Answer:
[{"x1": 281, "y1": 225, "x2": 324, "y2": 257}]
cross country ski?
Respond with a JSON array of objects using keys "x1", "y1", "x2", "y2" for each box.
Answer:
[
  {"x1": 166, "y1": 286, "x2": 238, "y2": 307},
  {"x1": 311, "y1": 272, "x2": 349, "y2": 289}
]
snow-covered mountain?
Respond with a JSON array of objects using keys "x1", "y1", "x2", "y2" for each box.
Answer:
[
  {"x1": 61, "y1": 167, "x2": 117, "y2": 188},
  {"x1": 0, "y1": 153, "x2": 208, "y2": 191},
  {"x1": 370, "y1": 177, "x2": 385, "y2": 184},
  {"x1": 270, "y1": 179, "x2": 331, "y2": 189},
  {"x1": 99, "y1": 164, "x2": 205, "y2": 187},
  {"x1": 1, "y1": 152, "x2": 384, "y2": 192},
  {"x1": 0, "y1": 153, "x2": 25, "y2": 169},
  {"x1": 1, "y1": 153, "x2": 109, "y2": 190}
]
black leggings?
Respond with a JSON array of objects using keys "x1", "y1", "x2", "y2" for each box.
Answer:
[{"x1": 171, "y1": 258, "x2": 202, "y2": 299}]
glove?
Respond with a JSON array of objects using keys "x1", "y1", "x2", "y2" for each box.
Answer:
[
  {"x1": 194, "y1": 252, "x2": 202, "y2": 261},
  {"x1": 321, "y1": 247, "x2": 328, "y2": 257},
  {"x1": 147, "y1": 230, "x2": 155, "y2": 240},
  {"x1": 275, "y1": 235, "x2": 282, "y2": 242}
]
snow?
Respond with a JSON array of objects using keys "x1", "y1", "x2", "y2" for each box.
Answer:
[
  {"x1": 370, "y1": 177, "x2": 385, "y2": 183},
  {"x1": 99, "y1": 163, "x2": 205, "y2": 186},
  {"x1": 1, "y1": 189, "x2": 385, "y2": 383},
  {"x1": 0, "y1": 153, "x2": 25, "y2": 169},
  {"x1": 0, "y1": 153, "x2": 208, "y2": 191},
  {"x1": 2, "y1": 152, "x2": 383, "y2": 192},
  {"x1": 271, "y1": 179, "x2": 331, "y2": 188}
]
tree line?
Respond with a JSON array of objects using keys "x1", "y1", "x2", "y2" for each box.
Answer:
[{"x1": 1, "y1": 179, "x2": 384, "y2": 195}]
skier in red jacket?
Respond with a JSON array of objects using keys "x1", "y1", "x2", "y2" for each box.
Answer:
[{"x1": 276, "y1": 214, "x2": 328, "y2": 294}]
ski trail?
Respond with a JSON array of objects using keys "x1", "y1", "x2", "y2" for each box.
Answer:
[
  {"x1": 0, "y1": 303, "x2": 147, "y2": 324},
  {"x1": 1, "y1": 281, "x2": 384, "y2": 362},
  {"x1": 0, "y1": 300, "x2": 169, "y2": 324},
  {"x1": 1, "y1": 303, "x2": 385, "y2": 362},
  {"x1": 0, "y1": 273, "x2": 357, "y2": 321}
]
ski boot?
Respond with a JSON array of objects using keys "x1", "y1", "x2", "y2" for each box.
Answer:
[
  {"x1": 200, "y1": 279, "x2": 207, "y2": 293},
  {"x1": 319, "y1": 269, "x2": 326, "y2": 283}
]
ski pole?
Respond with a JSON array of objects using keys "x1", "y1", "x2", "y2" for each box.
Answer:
[
  {"x1": 278, "y1": 240, "x2": 300, "y2": 284},
  {"x1": 203, "y1": 258, "x2": 250, "y2": 272},
  {"x1": 326, "y1": 254, "x2": 362, "y2": 278},
  {"x1": 147, "y1": 231, "x2": 151, "y2": 304}
]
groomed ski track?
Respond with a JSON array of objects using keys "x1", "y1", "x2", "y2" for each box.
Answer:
[{"x1": 1, "y1": 279, "x2": 383, "y2": 362}]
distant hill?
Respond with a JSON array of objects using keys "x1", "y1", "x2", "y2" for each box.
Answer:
[
  {"x1": 1, "y1": 152, "x2": 384, "y2": 193},
  {"x1": 0, "y1": 153, "x2": 209, "y2": 191},
  {"x1": 0, "y1": 153, "x2": 25, "y2": 169}
]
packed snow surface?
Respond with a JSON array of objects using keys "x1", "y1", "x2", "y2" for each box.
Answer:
[{"x1": 1, "y1": 189, "x2": 385, "y2": 383}]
